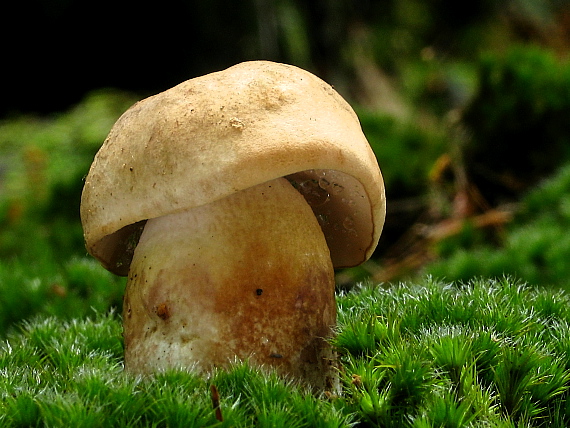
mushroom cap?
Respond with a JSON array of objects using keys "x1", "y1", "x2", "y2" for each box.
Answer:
[{"x1": 80, "y1": 61, "x2": 386, "y2": 276}]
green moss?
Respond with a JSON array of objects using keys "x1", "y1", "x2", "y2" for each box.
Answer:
[
  {"x1": 0, "y1": 313, "x2": 350, "y2": 427},
  {"x1": 335, "y1": 278, "x2": 570, "y2": 426},
  {"x1": 3, "y1": 278, "x2": 570, "y2": 426}
]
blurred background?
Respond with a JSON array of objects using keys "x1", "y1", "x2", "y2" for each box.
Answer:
[{"x1": 2, "y1": 0, "x2": 570, "y2": 333}]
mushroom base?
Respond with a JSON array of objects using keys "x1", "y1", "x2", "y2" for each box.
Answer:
[{"x1": 123, "y1": 178, "x2": 337, "y2": 391}]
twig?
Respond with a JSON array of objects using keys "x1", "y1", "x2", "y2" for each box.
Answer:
[{"x1": 210, "y1": 384, "x2": 223, "y2": 422}]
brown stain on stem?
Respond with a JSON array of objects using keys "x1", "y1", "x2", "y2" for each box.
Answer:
[{"x1": 155, "y1": 302, "x2": 170, "y2": 320}]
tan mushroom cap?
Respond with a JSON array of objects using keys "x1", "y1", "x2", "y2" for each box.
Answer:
[{"x1": 81, "y1": 60, "x2": 386, "y2": 276}]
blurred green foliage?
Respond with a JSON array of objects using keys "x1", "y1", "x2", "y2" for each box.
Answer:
[
  {"x1": 0, "y1": 89, "x2": 136, "y2": 261},
  {"x1": 424, "y1": 47, "x2": 570, "y2": 290},
  {"x1": 463, "y1": 47, "x2": 570, "y2": 202},
  {"x1": 427, "y1": 164, "x2": 570, "y2": 289},
  {"x1": 358, "y1": 110, "x2": 447, "y2": 199},
  {"x1": 0, "y1": 90, "x2": 135, "y2": 335},
  {"x1": 0, "y1": 257, "x2": 124, "y2": 338}
]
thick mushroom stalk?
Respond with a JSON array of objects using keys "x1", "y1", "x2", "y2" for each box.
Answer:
[{"x1": 123, "y1": 178, "x2": 337, "y2": 390}]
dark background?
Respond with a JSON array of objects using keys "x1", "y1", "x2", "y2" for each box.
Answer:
[
  {"x1": 3, "y1": 0, "x2": 257, "y2": 115},
  {"x1": 2, "y1": 0, "x2": 502, "y2": 117}
]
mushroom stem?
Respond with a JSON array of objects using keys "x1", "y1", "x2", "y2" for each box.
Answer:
[{"x1": 122, "y1": 177, "x2": 338, "y2": 390}]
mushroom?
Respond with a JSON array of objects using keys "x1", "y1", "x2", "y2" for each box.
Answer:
[{"x1": 80, "y1": 61, "x2": 385, "y2": 390}]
